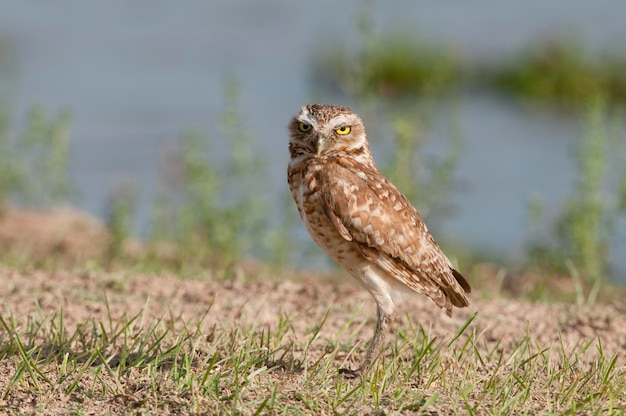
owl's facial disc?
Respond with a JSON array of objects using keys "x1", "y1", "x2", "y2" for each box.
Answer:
[{"x1": 292, "y1": 105, "x2": 366, "y2": 157}]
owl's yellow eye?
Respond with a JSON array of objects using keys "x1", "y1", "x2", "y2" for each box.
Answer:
[
  {"x1": 298, "y1": 122, "x2": 312, "y2": 133},
  {"x1": 335, "y1": 126, "x2": 351, "y2": 135}
]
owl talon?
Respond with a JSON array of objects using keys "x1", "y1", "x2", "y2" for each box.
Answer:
[{"x1": 338, "y1": 367, "x2": 362, "y2": 379}]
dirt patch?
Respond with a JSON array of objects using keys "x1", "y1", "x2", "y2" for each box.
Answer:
[
  {"x1": 3, "y1": 267, "x2": 626, "y2": 356},
  {"x1": 0, "y1": 207, "x2": 111, "y2": 261}
]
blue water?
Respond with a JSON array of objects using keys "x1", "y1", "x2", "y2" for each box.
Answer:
[{"x1": 1, "y1": 1, "x2": 625, "y2": 278}]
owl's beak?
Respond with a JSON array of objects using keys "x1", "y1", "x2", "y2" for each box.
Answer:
[{"x1": 315, "y1": 137, "x2": 325, "y2": 156}]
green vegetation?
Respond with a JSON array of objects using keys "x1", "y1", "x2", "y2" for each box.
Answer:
[
  {"x1": 105, "y1": 180, "x2": 139, "y2": 262},
  {"x1": 0, "y1": 104, "x2": 73, "y2": 207},
  {"x1": 313, "y1": 32, "x2": 461, "y2": 99},
  {"x1": 487, "y1": 37, "x2": 626, "y2": 107},
  {"x1": 527, "y1": 96, "x2": 626, "y2": 287},
  {"x1": 147, "y1": 78, "x2": 287, "y2": 266},
  {"x1": 311, "y1": 0, "x2": 461, "y2": 99},
  {"x1": 382, "y1": 107, "x2": 464, "y2": 227},
  {"x1": 313, "y1": 31, "x2": 626, "y2": 107}
]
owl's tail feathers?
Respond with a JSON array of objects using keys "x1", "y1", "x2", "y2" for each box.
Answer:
[
  {"x1": 452, "y1": 269, "x2": 471, "y2": 294},
  {"x1": 442, "y1": 269, "x2": 471, "y2": 313}
]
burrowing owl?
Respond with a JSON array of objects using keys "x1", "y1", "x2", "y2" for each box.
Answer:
[{"x1": 287, "y1": 104, "x2": 471, "y2": 375}]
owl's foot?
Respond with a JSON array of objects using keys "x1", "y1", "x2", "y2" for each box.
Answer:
[{"x1": 338, "y1": 366, "x2": 363, "y2": 379}]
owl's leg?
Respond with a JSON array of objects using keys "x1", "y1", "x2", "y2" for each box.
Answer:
[
  {"x1": 362, "y1": 306, "x2": 395, "y2": 371},
  {"x1": 340, "y1": 291, "x2": 395, "y2": 377}
]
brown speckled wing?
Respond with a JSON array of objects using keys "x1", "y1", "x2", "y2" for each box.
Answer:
[{"x1": 315, "y1": 158, "x2": 470, "y2": 312}]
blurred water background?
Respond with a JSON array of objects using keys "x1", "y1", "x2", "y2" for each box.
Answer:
[{"x1": 1, "y1": 0, "x2": 625, "y2": 279}]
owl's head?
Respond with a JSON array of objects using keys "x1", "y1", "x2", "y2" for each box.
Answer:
[{"x1": 288, "y1": 104, "x2": 369, "y2": 160}]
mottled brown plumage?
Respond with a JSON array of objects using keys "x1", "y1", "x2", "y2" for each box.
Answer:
[{"x1": 287, "y1": 104, "x2": 471, "y2": 375}]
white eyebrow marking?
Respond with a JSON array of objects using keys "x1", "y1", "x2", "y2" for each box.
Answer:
[
  {"x1": 327, "y1": 115, "x2": 357, "y2": 131},
  {"x1": 297, "y1": 108, "x2": 319, "y2": 129}
]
